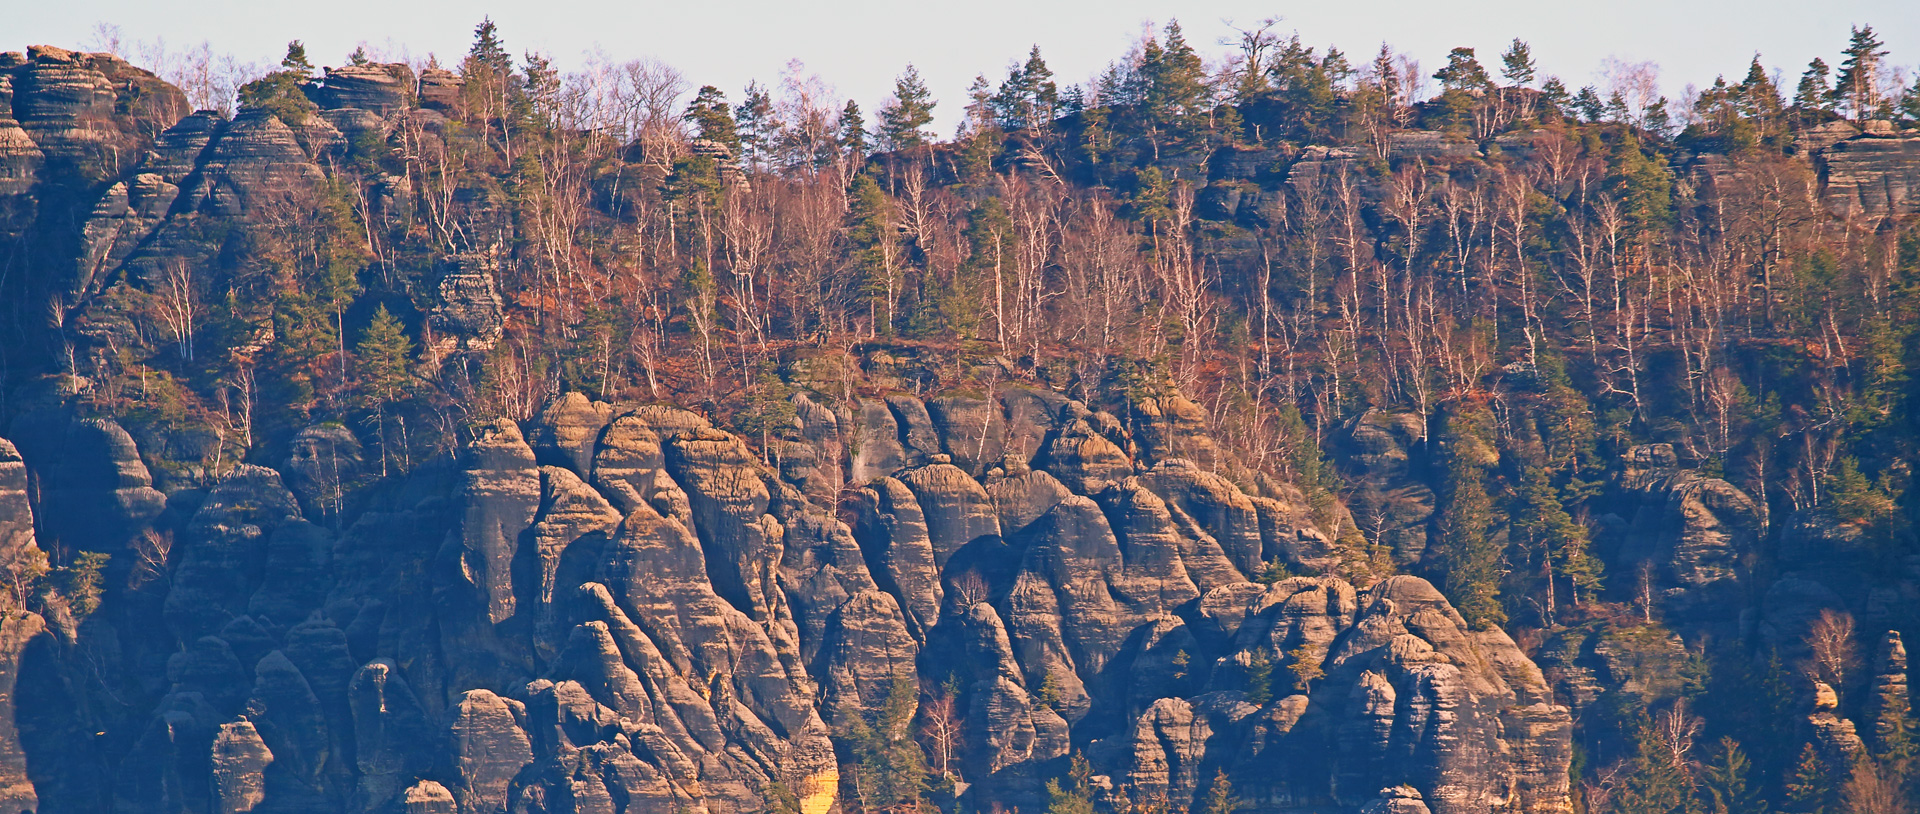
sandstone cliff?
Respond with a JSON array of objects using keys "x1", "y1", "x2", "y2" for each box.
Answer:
[{"x1": 0, "y1": 383, "x2": 1575, "y2": 814}]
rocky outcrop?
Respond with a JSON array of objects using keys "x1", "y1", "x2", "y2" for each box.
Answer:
[
  {"x1": 1870, "y1": 631, "x2": 1913, "y2": 754},
  {"x1": 0, "y1": 380, "x2": 1571, "y2": 813},
  {"x1": 417, "y1": 68, "x2": 463, "y2": 111},
  {"x1": 1097, "y1": 575, "x2": 1573, "y2": 814},
  {"x1": 1819, "y1": 132, "x2": 1920, "y2": 217},
  {"x1": 1808, "y1": 680, "x2": 1867, "y2": 761},
  {"x1": 428, "y1": 253, "x2": 507, "y2": 353},
  {"x1": 306, "y1": 62, "x2": 415, "y2": 114},
  {"x1": 0, "y1": 440, "x2": 42, "y2": 814},
  {"x1": 2, "y1": 46, "x2": 184, "y2": 175},
  {"x1": 1614, "y1": 444, "x2": 1761, "y2": 621}
]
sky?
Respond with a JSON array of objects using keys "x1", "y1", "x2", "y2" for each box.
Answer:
[{"x1": 11, "y1": 0, "x2": 1918, "y2": 133}]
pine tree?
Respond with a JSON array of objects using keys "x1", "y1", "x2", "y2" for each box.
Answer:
[
  {"x1": 1574, "y1": 86, "x2": 1606, "y2": 122},
  {"x1": 847, "y1": 672, "x2": 929, "y2": 813},
  {"x1": 1438, "y1": 408, "x2": 1505, "y2": 630},
  {"x1": 467, "y1": 18, "x2": 512, "y2": 77},
  {"x1": 1794, "y1": 58, "x2": 1834, "y2": 122},
  {"x1": 1434, "y1": 47, "x2": 1492, "y2": 92},
  {"x1": 1045, "y1": 754, "x2": 1096, "y2": 814},
  {"x1": 355, "y1": 305, "x2": 411, "y2": 476},
  {"x1": 1702, "y1": 737, "x2": 1767, "y2": 814},
  {"x1": 839, "y1": 100, "x2": 869, "y2": 157},
  {"x1": 1287, "y1": 643, "x2": 1325, "y2": 691},
  {"x1": 1037, "y1": 670, "x2": 1064, "y2": 710},
  {"x1": 1138, "y1": 21, "x2": 1209, "y2": 156},
  {"x1": 1900, "y1": 75, "x2": 1920, "y2": 125},
  {"x1": 1738, "y1": 56, "x2": 1786, "y2": 142},
  {"x1": 992, "y1": 45, "x2": 1058, "y2": 131},
  {"x1": 1516, "y1": 465, "x2": 1603, "y2": 611},
  {"x1": 357, "y1": 306, "x2": 411, "y2": 410},
  {"x1": 963, "y1": 197, "x2": 1014, "y2": 342},
  {"x1": 735, "y1": 82, "x2": 779, "y2": 170},
  {"x1": 1614, "y1": 719, "x2": 1696, "y2": 814},
  {"x1": 686, "y1": 86, "x2": 739, "y2": 150},
  {"x1": 281, "y1": 40, "x2": 312, "y2": 75},
  {"x1": 239, "y1": 42, "x2": 322, "y2": 124},
  {"x1": 1609, "y1": 135, "x2": 1674, "y2": 238},
  {"x1": 878, "y1": 65, "x2": 936, "y2": 151},
  {"x1": 1500, "y1": 39, "x2": 1536, "y2": 87},
  {"x1": 1201, "y1": 770, "x2": 1240, "y2": 814},
  {"x1": 1785, "y1": 743, "x2": 1838, "y2": 814},
  {"x1": 1245, "y1": 650, "x2": 1273, "y2": 705},
  {"x1": 1832, "y1": 25, "x2": 1889, "y2": 121}
]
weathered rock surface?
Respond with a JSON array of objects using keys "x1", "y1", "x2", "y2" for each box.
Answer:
[
  {"x1": 0, "y1": 381, "x2": 1572, "y2": 813},
  {"x1": 1097, "y1": 575, "x2": 1572, "y2": 814},
  {"x1": 306, "y1": 62, "x2": 415, "y2": 114},
  {"x1": 1819, "y1": 133, "x2": 1920, "y2": 217},
  {"x1": 1614, "y1": 444, "x2": 1761, "y2": 620},
  {"x1": 428, "y1": 253, "x2": 507, "y2": 353}
]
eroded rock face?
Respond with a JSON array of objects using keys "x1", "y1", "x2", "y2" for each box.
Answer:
[
  {"x1": 306, "y1": 62, "x2": 416, "y2": 114},
  {"x1": 0, "y1": 383, "x2": 1571, "y2": 814},
  {"x1": 1820, "y1": 133, "x2": 1920, "y2": 217},
  {"x1": 428, "y1": 253, "x2": 507, "y2": 353},
  {"x1": 1615, "y1": 444, "x2": 1761, "y2": 621},
  {"x1": 1099, "y1": 575, "x2": 1572, "y2": 814}
]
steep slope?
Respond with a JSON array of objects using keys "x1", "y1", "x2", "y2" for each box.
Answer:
[{"x1": 0, "y1": 385, "x2": 1572, "y2": 814}]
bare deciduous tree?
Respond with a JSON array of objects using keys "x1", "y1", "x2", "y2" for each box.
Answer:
[{"x1": 1806, "y1": 608, "x2": 1860, "y2": 691}]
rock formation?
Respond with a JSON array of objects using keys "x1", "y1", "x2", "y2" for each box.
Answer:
[
  {"x1": 1819, "y1": 130, "x2": 1920, "y2": 217},
  {"x1": 0, "y1": 381, "x2": 1577, "y2": 813}
]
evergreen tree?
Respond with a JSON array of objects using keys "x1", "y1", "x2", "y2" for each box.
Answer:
[
  {"x1": 878, "y1": 65, "x2": 936, "y2": 151},
  {"x1": 1500, "y1": 39, "x2": 1536, "y2": 87},
  {"x1": 1515, "y1": 465, "x2": 1603, "y2": 611},
  {"x1": 1268, "y1": 37, "x2": 1341, "y2": 140},
  {"x1": 735, "y1": 82, "x2": 779, "y2": 170},
  {"x1": 1438, "y1": 408, "x2": 1505, "y2": 630},
  {"x1": 1613, "y1": 718, "x2": 1696, "y2": 814},
  {"x1": 1900, "y1": 75, "x2": 1920, "y2": 124},
  {"x1": 1201, "y1": 770, "x2": 1240, "y2": 814},
  {"x1": 281, "y1": 40, "x2": 312, "y2": 75},
  {"x1": 991, "y1": 45, "x2": 1058, "y2": 131},
  {"x1": 962, "y1": 197, "x2": 1013, "y2": 341},
  {"x1": 467, "y1": 18, "x2": 512, "y2": 77},
  {"x1": 1287, "y1": 643, "x2": 1325, "y2": 691},
  {"x1": 1540, "y1": 77, "x2": 1570, "y2": 111},
  {"x1": 1701, "y1": 737, "x2": 1766, "y2": 814},
  {"x1": 958, "y1": 74, "x2": 998, "y2": 148},
  {"x1": 356, "y1": 306, "x2": 411, "y2": 475},
  {"x1": 686, "y1": 86, "x2": 739, "y2": 150},
  {"x1": 839, "y1": 100, "x2": 869, "y2": 157},
  {"x1": 356, "y1": 305, "x2": 411, "y2": 411},
  {"x1": 1726, "y1": 56, "x2": 1789, "y2": 147},
  {"x1": 1139, "y1": 21, "x2": 1210, "y2": 155},
  {"x1": 1574, "y1": 86, "x2": 1606, "y2": 122},
  {"x1": 239, "y1": 42, "x2": 322, "y2": 124},
  {"x1": 847, "y1": 672, "x2": 929, "y2": 813},
  {"x1": 1608, "y1": 135, "x2": 1674, "y2": 238},
  {"x1": 846, "y1": 174, "x2": 894, "y2": 334},
  {"x1": 1245, "y1": 650, "x2": 1273, "y2": 705},
  {"x1": 1785, "y1": 743, "x2": 1838, "y2": 814},
  {"x1": 1434, "y1": 47, "x2": 1492, "y2": 92},
  {"x1": 1832, "y1": 25, "x2": 1889, "y2": 120},
  {"x1": 1044, "y1": 754, "x2": 1096, "y2": 814},
  {"x1": 1793, "y1": 58, "x2": 1834, "y2": 122}
]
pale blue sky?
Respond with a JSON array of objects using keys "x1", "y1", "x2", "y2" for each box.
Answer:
[{"x1": 13, "y1": 0, "x2": 1917, "y2": 132}]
